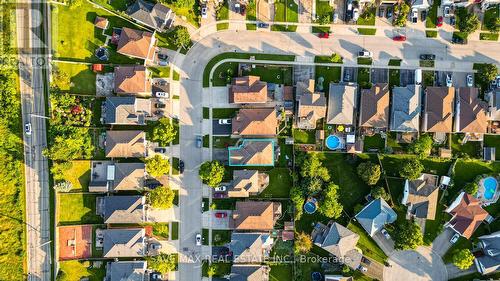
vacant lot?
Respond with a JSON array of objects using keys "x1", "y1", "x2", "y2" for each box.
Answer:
[
  {"x1": 57, "y1": 260, "x2": 106, "y2": 281},
  {"x1": 62, "y1": 160, "x2": 91, "y2": 191},
  {"x1": 58, "y1": 193, "x2": 103, "y2": 225},
  {"x1": 55, "y1": 63, "x2": 97, "y2": 94}
]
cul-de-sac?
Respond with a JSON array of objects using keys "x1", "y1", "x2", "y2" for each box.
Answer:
[{"x1": 2, "y1": 0, "x2": 500, "y2": 280}]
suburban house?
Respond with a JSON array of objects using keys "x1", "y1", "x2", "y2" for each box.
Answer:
[
  {"x1": 454, "y1": 87, "x2": 488, "y2": 134},
  {"x1": 412, "y1": 0, "x2": 430, "y2": 10},
  {"x1": 311, "y1": 222, "x2": 362, "y2": 269},
  {"x1": 229, "y1": 76, "x2": 268, "y2": 104},
  {"x1": 422, "y1": 87, "x2": 454, "y2": 133},
  {"x1": 358, "y1": 83, "x2": 390, "y2": 131},
  {"x1": 390, "y1": 84, "x2": 421, "y2": 132},
  {"x1": 105, "y1": 130, "x2": 146, "y2": 158},
  {"x1": 355, "y1": 198, "x2": 397, "y2": 237},
  {"x1": 227, "y1": 170, "x2": 269, "y2": 197},
  {"x1": 228, "y1": 139, "x2": 275, "y2": 167},
  {"x1": 229, "y1": 265, "x2": 270, "y2": 281},
  {"x1": 326, "y1": 83, "x2": 357, "y2": 126},
  {"x1": 486, "y1": 89, "x2": 500, "y2": 134},
  {"x1": 114, "y1": 65, "x2": 152, "y2": 95},
  {"x1": 105, "y1": 261, "x2": 148, "y2": 281},
  {"x1": 445, "y1": 192, "x2": 491, "y2": 239},
  {"x1": 126, "y1": 0, "x2": 175, "y2": 32},
  {"x1": 116, "y1": 27, "x2": 156, "y2": 62},
  {"x1": 228, "y1": 232, "x2": 274, "y2": 263},
  {"x1": 296, "y1": 91, "x2": 327, "y2": 129},
  {"x1": 104, "y1": 97, "x2": 152, "y2": 125},
  {"x1": 232, "y1": 201, "x2": 282, "y2": 231},
  {"x1": 98, "y1": 195, "x2": 147, "y2": 224},
  {"x1": 89, "y1": 161, "x2": 146, "y2": 192},
  {"x1": 474, "y1": 231, "x2": 500, "y2": 275},
  {"x1": 102, "y1": 228, "x2": 147, "y2": 258},
  {"x1": 58, "y1": 225, "x2": 92, "y2": 261},
  {"x1": 324, "y1": 276, "x2": 354, "y2": 281},
  {"x1": 232, "y1": 108, "x2": 278, "y2": 137},
  {"x1": 401, "y1": 173, "x2": 439, "y2": 220}
]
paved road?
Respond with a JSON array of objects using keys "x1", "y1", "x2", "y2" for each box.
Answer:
[
  {"x1": 16, "y1": 0, "x2": 52, "y2": 280},
  {"x1": 172, "y1": 28, "x2": 500, "y2": 281},
  {"x1": 385, "y1": 246, "x2": 448, "y2": 281}
]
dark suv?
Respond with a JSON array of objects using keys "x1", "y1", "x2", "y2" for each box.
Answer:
[{"x1": 419, "y1": 54, "x2": 436, "y2": 60}]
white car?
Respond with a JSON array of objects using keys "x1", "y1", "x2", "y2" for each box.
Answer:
[
  {"x1": 215, "y1": 185, "x2": 227, "y2": 192},
  {"x1": 353, "y1": 8, "x2": 360, "y2": 21},
  {"x1": 358, "y1": 265, "x2": 368, "y2": 272},
  {"x1": 446, "y1": 74, "x2": 453, "y2": 87},
  {"x1": 381, "y1": 229, "x2": 391, "y2": 240},
  {"x1": 411, "y1": 9, "x2": 418, "y2": 23},
  {"x1": 218, "y1": 119, "x2": 231, "y2": 125},
  {"x1": 450, "y1": 233, "x2": 460, "y2": 244},
  {"x1": 196, "y1": 233, "x2": 202, "y2": 246},
  {"x1": 466, "y1": 74, "x2": 473, "y2": 87},
  {"x1": 155, "y1": 91, "x2": 169, "y2": 98},
  {"x1": 25, "y1": 122, "x2": 32, "y2": 136},
  {"x1": 358, "y1": 50, "x2": 372, "y2": 58},
  {"x1": 443, "y1": 6, "x2": 451, "y2": 17},
  {"x1": 201, "y1": 5, "x2": 207, "y2": 18}
]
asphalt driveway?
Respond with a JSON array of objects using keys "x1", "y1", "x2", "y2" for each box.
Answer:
[
  {"x1": 213, "y1": 120, "x2": 232, "y2": 135},
  {"x1": 384, "y1": 246, "x2": 447, "y2": 281},
  {"x1": 431, "y1": 228, "x2": 454, "y2": 257}
]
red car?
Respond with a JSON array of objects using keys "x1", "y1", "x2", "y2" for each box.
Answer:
[
  {"x1": 215, "y1": 212, "x2": 227, "y2": 218},
  {"x1": 437, "y1": 16, "x2": 443, "y2": 27},
  {"x1": 393, "y1": 35, "x2": 407, "y2": 41},
  {"x1": 318, "y1": 32, "x2": 330, "y2": 38}
]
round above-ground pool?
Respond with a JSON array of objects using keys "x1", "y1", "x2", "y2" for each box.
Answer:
[
  {"x1": 482, "y1": 176, "x2": 499, "y2": 200},
  {"x1": 304, "y1": 201, "x2": 317, "y2": 214},
  {"x1": 325, "y1": 135, "x2": 341, "y2": 150}
]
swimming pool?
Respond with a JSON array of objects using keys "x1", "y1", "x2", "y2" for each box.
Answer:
[
  {"x1": 325, "y1": 135, "x2": 341, "y2": 150},
  {"x1": 304, "y1": 202, "x2": 317, "y2": 214},
  {"x1": 483, "y1": 177, "x2": 498, "y2": 200}
]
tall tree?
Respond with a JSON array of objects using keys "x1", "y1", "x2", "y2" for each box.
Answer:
[
  {"x1": 318, "y1": 183, "x2": 343, "y2": 219},
  {"x1": 458, "y1": 12, "x2": 480, "y2": 34},
  {"x1": 294, "y1": 232, "x2": 313, "y2": 254},
  {"x1": 290, "y1": 186, "x2": 305, "y2": 220},
  {"x1": 146, "y1": 155, "x2": 170, "y2": 178},
  {"x1": 409, "y1": 134, "x2": 433, "y2": 158},
  {"x1": 149, "y1": 186, "x2": 176, "y2": 209},
  {"x1": 399, "y1": 158, "x2": 424, "y2": 180},
  {"x1": 199, "y1": 160, "x2": 225, "y2": 187},
  {"x1": 172, "y1": 26, "x2": 191, "y2": 48},
  {"x1": 476, "y1": 63, "x2": 498, "y2": 88},
  {"x1": 393, "y1": 220, "x2": 424, "y2": 250},
  {"x1": 452, "y1": 248, "x2": 475, "y2": 270},
  {"x1": 357, "y1": 161, "x2": 381, "y2": 185},
  {"x1": 151, "y1": 117, "x2": 177, "y2": 146},
  {"x1": 300, "y1": 153, "x2": 330, "y2": 182}
]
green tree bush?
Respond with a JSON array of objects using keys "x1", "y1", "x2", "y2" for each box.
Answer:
[
  {"x1": 393, "y1": 220, "x2": 424, "y2": 250},
  {"x1": 151, "y1": 117, "x2": 177, "y2": 146},
  {"x1": 146, "y1": 155, "x2": 170, "y2": 178},
  {"x1": 399, "y1": 159, "x2": 424, "y2": 180},
  {"x1": 409, "y1": 134, "x2": 433, "y2": 158},
  {"x1": 147, "y1": 253, "x2": 177, "y2": 274},
  {"x1": 318, "y1": 183, "x2": 343, "y2": 218},
  {"x1": 199, "y1": 160, "x2": 225, "y2": 187},
  {"x1": 149, "y1": 186, "x2": 175, "y2": 209},
  {"x1": 356, "y1": 161, "x2": 381, "y2": 185},
  {"x1": 452, "y1": 248, "x2": 474, "y2": 270},
  {"x1": 294, "y1": 232, "x2": 312, "y2": 254}
]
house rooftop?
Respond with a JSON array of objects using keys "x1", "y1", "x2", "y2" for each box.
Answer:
[
  {"x1": 229, "y1": 265, "x2": 270, "y2": 281},
  {"x1": 232, "y1": 108, "x2": 277, "y2": 136},
  {"x1": 114, "y1": 65, "x2": 151, "y2": 94},
  {"x1": 297, "y1": 91, "x2": 327, "y2": 129},
  {"x1": 105, "y1": 130, "x2": 146, "y2": 158},
  {"x1": 423, "y1": 87, "x2": 454, "y2": 133},
  {"x1": 229, "y1": 76, "x2": 268, "y2": 104},
  {"x1": 475, "y1": 231, "x2": 500, "y2": 275},
  {"x1": 117, "y1": 27, "x2": 155, "y2": 61},
  {"x1": 359, "y1": 83, "x2": 390, "y2": 129},
  {"x1": 326, "y1": 83, "x2": 357, "y2": 125},
  {"x1": 103, "y1": 228, "x2": 146, "y2": 258},
  {"x1": 445, "y1": 192, "x2": 489, "y2": 239},
  {"x1": 104, "y1": 97, "x2": 151, "y2": 125},
  {"x1": 402, "y1": 173, "x2": 439, "y2": 220},
  {"x1": 232, "y1": 201, "x2": 281, "y2": 231},
  {"x1": 390, "y1": 84, "x2": 421, "y2": 132},
  {"x1": 227, "y1": 170, "x2": 269, "y2": 197},
  {"x1": 228, "y1": 139, "x2": 275, "y2": 167},
  {"x1": 126, "y1": 0, "x2": 174, "y2": 31},
  {"x1": 456, "y1": 87, "x2": 488, "y2": 134},
  {"x1": 105, "y1": 261, "x2": 147, "y2": 281},
  {"x1": 229, "y1": 232, "x2": 272, "y2": 263},
  {"x1": 102, "y1": 195, "x2": 146, "y2": 224},
  {"x1": 355, "y1": 198, "x2": 397, "y2": 236}
]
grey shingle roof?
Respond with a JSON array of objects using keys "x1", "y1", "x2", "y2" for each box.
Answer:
[
  {"x1": 312, "y1": 222, "x2": 361, "y2": 269},
  {"x1": 326, "y1": 83, "x2": 357, "y2": 125},
  {"x1": 476, "y1": 231, "x2": 500, "y2": 275},
  {"x1": 355, "y1": 199, "x2": 397, "y2": 236},
  {"x1": 126, "y1": 0, "x2": 174, "y2": 31},
  {"x1": 103, "y1": 195, "x2": 146, "y2": 224},
  {"x1": 104, "y1": 97, "x2": 151, "y2": 125},
  {"x1": 229, "y1": 233, "x2": 270, "y2": 263},
  {"x1": 103, "y1": 228, "x2": 146, "y2": 258},
  {"x1": 390, "y1": 84, "x2": 421, "y2": 132},
  {"x1": 229, "y1": 265, "x2": 270, "y2": 281},
  {"x1": 105, "y1": 261, "x2": 147, "y2": 281}
]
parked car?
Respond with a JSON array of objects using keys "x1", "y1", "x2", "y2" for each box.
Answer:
[
  {"x1": 344, "y1": 72, "x2": 351, "y2": 82},
  {"x1": 446, "y1": 74, "x2": 453, "y2": 87},
  {"x1": 215, "y1": 212, "x2": 227, "y2": 218},
  {"x1": 443, "y1": 5, "x2": 451, "y2": 17},
  {"x1": 378, "y1": 7, "x2": 385, "y2": 17},
  {"x1": 361, "y1": 256, "x2": 371, "y2": 265},
  {"x1": 218, "y1": 119, "x2": 231, "y2": 125},
  {"x1": 25, "y1": 122, "x2": 32, "y2": 136},
  {"x1": 145, "y1": 179, "x2": 162, "y2": 189},
  {"x1": 215, "y1": 185, "x2": 227, "y2": 192},
  {"x1": 179, "y1": 160, "x2": 185, "y2": 174},
  {"x1": 420, "y1": 54, "x2": 436, "y2": 60},
  {"x1": 257, "y1": 22, "x2": 269, "y2": 28},
  {"x1": 452, "y1": 35, "x2": 467, "y2": 44},
  {"x1": 201, "y1": 201, "x2": 205, "y2": 212},
  {"x1": 381, "y1": 229, "x2": 391, "y2": 239},
  {"x1": 318, "y1": 32, "x2": 330, "y2": 38},
  {"x1": 155, "y1": 103, "x2": 166, "y2": 109},
  {"x1": 450, "y1": 233, "x2": 460, "y2": 244},
  {"x1": 450, "y1": 16, "x2": 456, "y2": 26},
  {"x1": 240, "y1": 5, "x2": 246, "y2": 15},
  {"x1": 411, "y1": 9, "x2": 418, "y2": 23},
  {"x1": 154, "y1": 147, "x2": 166, "y2": 153},
  {"x1": 155, "y1": 91, "x2": 169, "y2": 98},
  {"x1": 421, "y1": 10, "x2": 427, "y2": 21},
  {"x1": 358, "y1": 265, "x2": 368, "y2": 272},
  {"x1": 333, "y1": 12, "x2": 339, "y2": 23},
  {"x1": 201, "y1": 5, "x2": 207, "y2": 18},
  {"x1": 353, "y1": 8, "x2": 360, "y2": 21},
  {"x1": 196, "y1": 135, "x2": 202, "y2": 148},
  {"x1": 437, "y1": 16, "x2": 443, "y2": 27},
  {"x1": 492, "y1": 75, "x2": 500, "y2": 88},
  {"x1": 157, "y1": 53, "x2": 169, "y2": 66},
  {"x1": 196, "y1": 233, "x2": 202, "y2": 246},
  {"x1": 234, "y1": 3, "x2": 240, "y2": 14},
  {"x1": 358, "y1": 50, "x2": 372, "y2": 58},
  {"x1": 213, "y1": 192, "x2": 228, "y2": 199},
  {"x1": 386, "y1": 6, "x2": 393, "y2": 18},
  {"x1": 393, "y1": 35, "x2": 406, "y2": 41},
  {"x1": 467, "y1": 74, "x2": 473, "y2": 87},
  {"x1": 150, "y1": 243, "x2": 162, "y2": 250}
]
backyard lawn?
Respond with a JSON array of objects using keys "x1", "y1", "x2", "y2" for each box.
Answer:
[
  {"x1": 270, "y1": 264, "x2": 293, "y2": 280},
  {"x1": 451, "y1": 134, "x2": 481, "y2": 158},
  {"x1": 63, "y1": 160, "x2": 91, "y2": 191},
  {"x1": 447, "y1": 159, "x2": 500, "y2": 202},
  {"x1": 58, "y1": 193, "x2": 103, "y2": 225},
  {"x1": 357, "y1": 67, "x2": 372, "y2": 89},
  {"x1": 54, "y1": 62, "x2": 97, "y2": 94},
  {"x1": 242, "y1": 65, "x2": 293, "y2": 85},
  {"x1": 315, "y1": 0, "x2": 333, "y2": 23},
  {"x1": 57, "y1": 260, "x2": 106, "y2": 281},
  {"x1": 484, "y1": 134, "x2": 500, "y2": 159},
  {"x1": 51, "y1": 2, "x2": 141, "y2": 63},
  {"x1": 293, "y1": 128, "x2": 316, "y2": 144},
  {"x1": 258, "y1": 168, "x2": 292, "y2": 198},
  {"x1": 380, "y1": 154, "x2": 452, "y2": 177},
  {"x1": 212, "y1": 230, "x2": 232, "y2": 246},
  {"x1": 348, "y1": 221, "x2": 388, "y2": 263},
  {"x1": 482, "y1": 5, "x2": 499, "y2": 30},
  {"x1": 315, "y1": 66, "x2": 341, "y2": 93},
  {"x1": 202, "y1": 261, "x2": 232, "y2": 277},
  {"x1": 363, "y1": 134, "x2": 385, "y2": 152}
]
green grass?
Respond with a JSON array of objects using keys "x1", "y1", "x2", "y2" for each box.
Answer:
[
  {"x1": 312, "y1": 26, "x2": 330, "y2": 33},
  {"x1": 484, "y1": 135, "x2": 500, "y2": 159},
  {"x1": 270, "y1": 264, "x2": 293, "y2": 280},
  {"x1": 58, "y1": 193, "x2": 103, "y2": 225},
  {"x1": 357, "y1": 6, "x2": 376, "y2": 25},
  {"x1": 172, "y1": 70, "x2": 180, "y2": 81},
  {"x1": 246, "y1": 0, "x2": 256, "y2": 20},
  {"x1": 152, "y1": 223, "x2": 169, "y2": 240},
  {"x1": 278, "y1": 139, "x2": 293, "y2": 167},
  {"x1": 149, "y1": 66, "x2": 171, "y2": 78},
  {"x1": 213, "y1": 136, "x2": 238, "y2": 148},
  {"x1": 54, "y1": 62, "x2": 97, "y2": 94},
  {"x1": 217, "y1": 1, "x2": 229, "y2": 21},
  {"x1": 271, "y1": 24, "x2": 298, "y2": 32},
  {"x1": 420, "y1": 60, "x2": 435, "y2": 67},
  {"x1": 203, "y1": 107, "x2": 210, "y2": 119},
  {"x1": 348, "y1": 221, "x2": 388, "y2": 263},
  {"x1": 202, "y1": 261, "x2": 232, "y2": 277},
  {"x1": 172, "y1": 157, "x2": 179, "y2": 175},
  {"x1": 423, "y1": 70, "x2": 435, "y2": 87},
  {"x1": 211, "y1": 198, "x2": 237, "y2": 210},
  {"x1": 389, "y1": 69, "x2": 400, "y2": 88},
  {"x1": 274, "y1": 0, "x2": 298, "y2": 22},
  {"x1": 482, "y1": 5, "x2": 499, "y2": 30},
  {"x1": 203, "y1": 134, "x2": 209, "y2": 148},
  {"x1": 242, "y1": 65, "x2": 293, "y2": 85},
  {"x1": 161, "y1": 0, "x2": 200, "y2": 27},
  {"x1": 51, "y1": 2, "x2": 141, "y2": 63},
  {"x1": 426, "y1": 0, "x2": 440, "y2": 28},
  {"x1": 453, "y1": 31, "x2": 469, "y2": 41},
  {"x1": 246, "y1": 24, "x2": 257, "y2": 30},
  {"x1": 212, "y1": 62, "x2": 239, "y2": 86},
  {"x1": 363, "y1": 134, "x2": 385, "y2": 152},
  {"x1": 380, "y1": 154, "x2": 452, "y2": 177},
  {"x1": 212, "y1": 230, "x2": 232, "y2": 246},
  {"x1": 357, "y1": 57, "x2": 372, "y2": 65},
  {"x1": 426, "y1": 30, "x2": 438, "y2": 38},
  {"x1": 388, "y1": 59, "x2": 402, "y2": 66},
  {"x1": 315, "y1": 0, "x2": 332, "y2": 23},
  {"x1": 57, "y1": 260, "x2": 106, "y2": 281},
  {"x1": 212, "y1": 108, "x2": 238, "y2": 119},
  {"x1": 357, "y1": 67, "x2": 371, "y2": 89},
  {"x1": 315, "y1": 66, "x2": 341, "y2": 93},
  {"x1": 357, "y1": 28, "x2": 377, "y2": 35},
  {"x1": 451, "y1": 134, "x2": 481, "y2": 158},
  {"x1": 63, "y1": 160, "x2": 91, "y2": 191},
  {"x1": 216, "y1": 23, "x2": 229, "y2": 30},
  {"x1": 293, "y1": 128, "x2": 315, "y2": 144},
  {"x1": 257, "y1": 168, "x2": 292, "y2": 198},
  {"x1": 202, "y1": 228, "x2": 209, "y2": 245},
  {"x1": 171, "y1": 222, "x2": 179, "y2": 240},
  {"x1": 480, "y1": 33, "x2": 499, "y2": 41}
]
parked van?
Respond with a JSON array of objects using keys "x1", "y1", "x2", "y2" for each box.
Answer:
[{"x1": 415, "y1": 68, "x2": 422, "y2": 84}]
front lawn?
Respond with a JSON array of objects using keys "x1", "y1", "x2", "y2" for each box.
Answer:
[
  {"x1": 426, "y1": 30, "x2": 438, "y2": 37},
  {"x1": 315, "y1": 0, "x2": 333, "y2": 23},
  {"x1": 293, "y1": 128, "x2": 316, "y2": 144},
  {"x1": 152, "y1": 223, "x2": 169, "y2": 240},
  {"x1": 58, "y1": 193, "x2": 103, "y2": 225},
  {"x1": 357, "y1": 67, "x2": 371, "y2": 89},
  {"x1": 271, "y1": 24, "x2": 298, "y2": 32},
  {"x1": 484, "y1": 135, "x2": 500, "y2": 159},
  {"x1": 388, "y1": 59, "x2": 401, "y2": 66},
  {"x1": 212, "y1": 230, "x2": 232, "y2": 246},
  {"x1": 482, "y1": 5, "x2": 499, "y2": 30},
  {"x1": 348, "y1": 221, "x2": 388, "y2": 263},
  {"x1": 171, "y1": 222, "x2": 179, "y2": 240},
  {"x1": 212, "y1": 62, "x2": 239, "y2": 86},
  {"x1": 202, "y1": 261, "x2": 232, "y2": 277},
  {"x1": 312, "y1": 26, "x2": 330, "y2": 33},
  {"x1": 57, "y1": 260, "x2": 106, "y2": 281},
  {"x1": 258, "y1": 168, "x2": 292, "y2": 198},
  {"x1": 357, "y1": 58, "x2": 372, "y2": 65},
  {"x1": 480, "y1": 33, "x2": 499, "y2": 41},
  {"x1": 62, "y1": 160, "x2": 91, "y2": 191},
  {"x1": 357, "y1": 6, "x2": 376, "y2": 25},
  {"x1": 212, "y1": 108, "x2": 239, "y2": 119},
  {"x1": 363, "y1": 134, "x2": 385, "y2": 152},
  {"x1": 149, "y1": 66, "x2": 171, "y2": 78},
  {"x1": 426, "y1": 0, "x2": 440, "y2": 28},
  {"x1": 451, "y1": 134, "x2": 481, "y2": 158},
  {"x1": 315, "y1": 66, "x2": 341, "y2": 94},
  {"x1": 274, "y1": 0, "x2": 298, "y2": 22},
  {"x1": 420, "y1": 60, "x2": 435, "y2": 67},
  {"x1": 242, "y1": 65, "x2": 293, "y2": 85},
  {"x1": 54, "y1": 62, "x2": 97, "y2": 94}
]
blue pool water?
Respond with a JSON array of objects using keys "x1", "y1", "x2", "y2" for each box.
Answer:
[
  {"x1": 483, "y1": 177, "x2": 498, "y2": 200},
  {"x1": 304, "y1": 202, "x2": 317, "y2": 214},
  {"x1": 325, "y1": 135, "x2": 341, "y2": 150}
]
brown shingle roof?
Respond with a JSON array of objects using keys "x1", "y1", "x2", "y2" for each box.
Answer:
[
  {"x1": 297, "y1": 92, "x2": 327, "y2": 129},
  {"x1": 359, "y1": 83, "x2": 390, "y2": 128},
  {"x1": 232, "y1": 108, "x2": 277, "y2": 136},
  {"x1": 105, "y1": 130, "x2": 146, "y2": 158},
  {"x1": 229, "y1": 140, "x2": 274, "y2": 166},
  {"x1": 114, "y1": 66, "x2": 151, "y2": 94},
  {"x1": 229, "y1": 76, "x2": 268, "y2": 104},
  {"x1": 232, "y1": 201, "x2": 281, "y2": 230},
  {"x1": 423, "y1": 87, "x2": 454, "y2": 133},
  {"x1": 117, "y1": 27, "x2": 155, "y2": 61},
  {"x1": 446, "y1": 192, "x2": 489, "y2": 239},
  {"x1": 94, "y1": 16, "x2": 109, "y2": 29},
  {"x1": 456, "y1": 87, "x2": 488, "y2": 133},
  {"x1": 403, "y1": 174, "x2": 439, "y2": 220}
]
